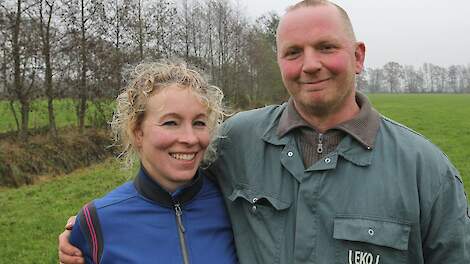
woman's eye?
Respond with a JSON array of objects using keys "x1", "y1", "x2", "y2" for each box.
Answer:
[
  {"x1": 193, "y1": 120, "x2": 207, "y2": 127},
  {"x1": 161, "y1": 120, "x2": 177, "y2": 126}
]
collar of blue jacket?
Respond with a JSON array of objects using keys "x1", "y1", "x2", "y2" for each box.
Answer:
[{"x1": 133, "y1": 165, "x2": 203, "y2": 208}]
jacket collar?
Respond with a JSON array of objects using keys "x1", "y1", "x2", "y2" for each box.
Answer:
[
  {"x1": 261, "y1": 103, "x2": 290, "y2": 146},
  {"x1": 133, "y1": 166, "x2": 203, "y2": 208},
  {"x1": 261, "y1": 93, "x2": 379, "y2": 167},
  {"x1": 270, "y1": 92, "x2": 380, "y2": 150},
  {"x1": 335, "y1": 92, "x2": 380, "y2": 150}
]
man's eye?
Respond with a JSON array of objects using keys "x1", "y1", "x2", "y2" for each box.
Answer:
[
  {"x1": 284, "y1": 49, "x2": 301, "y2": 58},
  {"x1": 287, "y1": 50, "x2": 298, "y2": 55},
  {"x1": 320, "y1": 45, "x2": 336, "y2": 52}
]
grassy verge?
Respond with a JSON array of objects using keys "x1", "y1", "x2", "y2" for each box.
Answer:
[{"x1": 0, "y1": 159, "x2": 132, "y2": 263}]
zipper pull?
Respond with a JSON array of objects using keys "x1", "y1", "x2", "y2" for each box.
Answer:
[
  {"x1": 174, "y1": 203, "x2": 185, "y2": 233},
  {"x1": 317, "y1": 133, "x2": 323, "y2": 154}
]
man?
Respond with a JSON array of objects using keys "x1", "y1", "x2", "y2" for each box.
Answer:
[{"x1": 60, "y1": 0, "x2": 470, "y2": 263}]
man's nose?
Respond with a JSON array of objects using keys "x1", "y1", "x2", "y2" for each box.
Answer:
[{"x1": 302, "y1": 49, "x2": 322, "y2": 74}]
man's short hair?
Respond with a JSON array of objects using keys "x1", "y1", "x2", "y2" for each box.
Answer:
[{"x1": 284, "y1": 0, "x2": 356, "y2": 41}]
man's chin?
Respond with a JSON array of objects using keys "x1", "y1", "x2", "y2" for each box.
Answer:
[{"x1": 296, "y1": 99, "x2": 333, "y2": 117}]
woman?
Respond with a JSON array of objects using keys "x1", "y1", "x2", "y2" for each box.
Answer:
[{"x1": 66, "y1": 62, "x2": 237, "y2": 264}]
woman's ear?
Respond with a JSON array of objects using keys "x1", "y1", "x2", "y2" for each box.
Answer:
[{"x1": 134, "y1": 126, "x2": 143, "y2": 148}]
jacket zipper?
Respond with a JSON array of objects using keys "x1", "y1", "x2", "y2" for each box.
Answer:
[
  {"x1": 174, "y1": 203, "x2": 190, "y2": 264},
  {"x1": 317, "y1": 133, "x2": 324, "y2": 154}
]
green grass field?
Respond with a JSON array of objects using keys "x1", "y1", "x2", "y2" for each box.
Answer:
[
  {"x1": 0, "y1": 99, "x2": 115, "y2": 133},
  {"x1": 0, "y1": 159, "x2": 131, "y2": 263},
  {"x1": 0, "y1": 94, "x2": 469, "y2": 263}
]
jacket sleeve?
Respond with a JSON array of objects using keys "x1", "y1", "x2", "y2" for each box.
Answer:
[
  {"x1": 69, "y1": 215, "x2": 95, "y2": 264},
  {"x1": 422, "y1": 171, "x2": 470, "y2": 263}
]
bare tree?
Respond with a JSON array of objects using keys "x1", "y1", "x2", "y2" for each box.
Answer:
[
  {"x1": 35, "y1": 0, "x2": 58, "y2": 137},
  {"x1": 243, "y1": 13, "x2": 285, "y2": 106},
  {"x1": 100, "y1": 0, "x2": 128, "y2": 93},
  {"x1": 2, "y1": 0, "x2": 41, "y2": 139},
  {"x1": 227, "y1": 1, "x2": 247, "y2": 106},
  {"x1": 403, "y1": 65, "x2": 424, "y2": 93},
  {"x1": 383, "y1": 61, "x2": 404, "y2": 93},
  {"x1": 60, "y1": 0, "x2": 103, "y2": 132},
  {"x1": 367, "y1": 67, "x2": 384, "y2": 93},
  {"x1": 0, "y1": 8, "x2": 9, "y2": 98},
  {"x1": 256, "y1": 11, "x2": 278, "y2": 52},
  {"x1": 127, "y1": 0, "x2": 176, "y2": 61},
  {"x1": 434, "y1": 65, "x2": 447, "y2": 92},
  {"x1": 180, "y1": 0, "x2": 206, "y2": 62},
  {"x1": 356, "y1": 69, "x2": 368, "y2": 92},
  {"x1": 464, "y1": 65, "x2": 470, "y2": 92},
  {"x1": 153, "y1": 0, "x2": 178, "y2": 58},
  {"x1": 130, "y1": 0, "x2": 145, "y2": 61},
  {"x1": 456, "y1": 65, "x2": 470, "y2": 93},
  {"x1": 180, "y1": 0, "x2": 190, "y2": 60},
  {"x1": 447, "y1": 65, "x2": 459, "y2": 93}
]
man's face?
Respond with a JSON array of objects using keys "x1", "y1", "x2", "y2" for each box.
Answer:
[{"x1": 276, "y1": 5, "x2": 365, "y2": 118}]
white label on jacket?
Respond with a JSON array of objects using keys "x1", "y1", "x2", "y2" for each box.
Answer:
[{"x1": 348, "y1": 250, "x2": 380, "y2": 264}]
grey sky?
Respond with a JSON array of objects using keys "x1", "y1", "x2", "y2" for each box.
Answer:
[{"x1": 237, "y1": 0, "x2": 470, "y2": 68}]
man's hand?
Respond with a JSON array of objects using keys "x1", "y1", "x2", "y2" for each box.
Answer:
[{"x1": 58, "y1": 216, "x2": 84, "y2": 264}]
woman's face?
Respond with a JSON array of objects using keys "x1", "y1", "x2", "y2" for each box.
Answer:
[{"x1": 134, "y1": 85, "x2": 210, "y2": 192}]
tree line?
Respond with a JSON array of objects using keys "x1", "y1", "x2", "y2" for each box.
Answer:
[
  {"x1": 1, "y1": 0, "x2": 469, "y2": 140},
  {"x1": 1, "y1": 0, "x2": 285, "y2": 139},
  {"x1": 358, "y1": 62, "x2": 470, "y2": 94}
]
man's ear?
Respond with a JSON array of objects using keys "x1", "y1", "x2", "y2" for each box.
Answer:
[{"x1": 354, "y1": 42, "x2": 366, "y2": 74}]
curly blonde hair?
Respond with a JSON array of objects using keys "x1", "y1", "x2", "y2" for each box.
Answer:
[{"x1": 110, "y1": 61, "x2": 227, "y2": 168}]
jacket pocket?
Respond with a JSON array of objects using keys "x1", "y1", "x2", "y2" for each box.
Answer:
[
  {"x1": 227, "y1": 186, "x2": 292, "y2": 264},
  {"x1": 333, "y1": 216, "x2": 411, "y2": 264}
]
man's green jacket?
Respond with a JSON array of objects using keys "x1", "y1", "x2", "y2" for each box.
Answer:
[{"x1": 209, "y1": 102, "x2": 470, "y2": 264}]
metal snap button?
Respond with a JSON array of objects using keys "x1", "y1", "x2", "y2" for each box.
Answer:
[
  {"x1": 324, "y1": 157, "x2": 331, "y2": 163},
  {"x1": 251, "y1": 205, "x2": 257, "y2": 212},
  {"x1": 287, "y1": 151, "x2": 294, "y2": 157},
  {"x1": 252, "y1": 197, "x2": 258, "y2": 203},
  {"x1": 368, "y1": 228, "x2": 375, "y2": 236}
]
